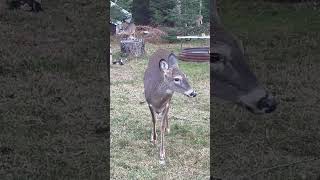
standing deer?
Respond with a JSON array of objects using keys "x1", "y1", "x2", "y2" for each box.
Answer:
[
  {"x1": 195, "y1": 15, "x2": 203, "y2": 27},
  {"x1": 144, "y1": 49, "x2": 197, "y2": 164},
  {"x1": 118, "y1": 21, "x2": 136, "y2": 40},
  {"x1": 211, "y1": 0, "x2": 277, "y2": 114}
]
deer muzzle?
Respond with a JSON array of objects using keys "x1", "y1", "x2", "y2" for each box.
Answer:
[
  {"x1": 239, "y1": 87, "x2": 277, "y2": 114},
  {"x1": 184, "y1": 89, "x2": 197, "y2": 97},
  {"x1": 256, "y1": 94, "x2": 277, "y2": 113}
]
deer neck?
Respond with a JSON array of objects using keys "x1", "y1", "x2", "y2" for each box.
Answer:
[{"x1": 150, "y1": 81, "x2": 173, "y2": 113}]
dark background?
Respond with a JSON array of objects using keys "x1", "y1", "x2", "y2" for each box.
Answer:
[
  {"x1": 0, "y1": 1, "x2": 109, "y2": 179},
  {"x1": 211, "y1": 0, "x2": 320, "y2": 179}
]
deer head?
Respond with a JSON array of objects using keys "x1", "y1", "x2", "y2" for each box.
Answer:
[
  {"x1": 211, "y1": 0, "x2": 277, "y2": 114},
  {"x1": 159, "y1": 53, "x2": 197, "y2": 97}
]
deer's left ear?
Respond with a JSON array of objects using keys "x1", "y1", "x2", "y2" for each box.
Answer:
[{"x1": 159, "y1": 59, "x2": 169, "y2": 72}]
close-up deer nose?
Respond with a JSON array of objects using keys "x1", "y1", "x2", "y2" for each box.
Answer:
[
  {"x1": 257, "y1": 95, "x2": 277, "y2": 113},
  {"x1": 190, "y1": 91, "x2": 197, "y2": 97}
]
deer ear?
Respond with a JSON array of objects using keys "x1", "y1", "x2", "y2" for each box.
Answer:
[
  {"x1": 168, "y1": 53, "x2": 178, "y2": 67},
  {"x1": 159, "y1": 59, "x2": 169, "y2": 72}
]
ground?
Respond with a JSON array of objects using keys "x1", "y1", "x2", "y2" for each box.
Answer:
[
  {"x1": 212, "y1": 0, "x2": 320, "y2": 179},
  {"x1": 110, "y1": 38, "x2": 210, "y2": 179},
  {"x1": 0, "y1": 1, "x2": 108, "y2": 179}
]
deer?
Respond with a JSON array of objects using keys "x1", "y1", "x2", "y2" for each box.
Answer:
[
  {"x1": 195, "y1": 15, "x2": 203, "y2": 27},
  {"x1": 211, "y1": 0, "x2": 277, "y2": 114},
  {"x1": 118, "y1": 21, "x2": 136, "y2": 40},
  {"x1": 144, "y1": 49, "x2": 197, "y2": 164}
]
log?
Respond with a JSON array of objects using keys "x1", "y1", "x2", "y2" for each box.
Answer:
[{"x1": 120, "y1": 39, "x2": 145, "y2": 57}]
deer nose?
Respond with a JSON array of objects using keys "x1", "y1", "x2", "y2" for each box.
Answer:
[
  {"x1": 184, "y1": 89, "x2": 197, "y2": 97},
  {"x1": 257, "y1": 95, "x2": 277, "y2": 113},
  {"x1": 190, "y1": 91, "x2": 197, "y2": 97}
]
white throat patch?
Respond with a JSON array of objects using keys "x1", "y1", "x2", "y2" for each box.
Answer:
[{"x1": 166, "y1": 89, "x2": 173, "y2": 94}]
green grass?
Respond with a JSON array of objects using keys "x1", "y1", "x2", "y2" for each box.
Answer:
[
  {"x1": 110, "y1": 40, "x2": 210, "y2": 179},
  {"x1": 212, "y1": 0, "x2": 320, "y2": 179}
]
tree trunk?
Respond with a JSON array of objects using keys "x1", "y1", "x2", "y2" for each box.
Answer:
[{"x1": 120, "y1": 39, "x2": 145, "y2": 57}]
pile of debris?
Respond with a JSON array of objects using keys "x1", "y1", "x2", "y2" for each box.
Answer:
[{"x1": 135, "y1": 26, "x2": 167, "y2": 44}]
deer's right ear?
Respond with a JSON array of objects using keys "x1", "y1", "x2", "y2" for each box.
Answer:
[{"x1": 159, "y1": 59, "x2": 169, "y2": 72}]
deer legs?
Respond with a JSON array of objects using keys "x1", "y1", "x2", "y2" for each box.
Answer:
[
  {"x1": 148, "y1": 105, "x2": 157, "y2": 144},
  {"x1": 148, "y1": 103, "x2": 170, "y2": 164},
  {"x1": 164, "y1": 103, "x2": 170, "y2": 133},
  {"x1": 159, "y1": 103, "x2": 170, "y2": 164}
]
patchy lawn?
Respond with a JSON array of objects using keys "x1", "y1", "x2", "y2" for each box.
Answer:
[{"x1": 110, "y1": 40, "x2": 210, "y2": 179}]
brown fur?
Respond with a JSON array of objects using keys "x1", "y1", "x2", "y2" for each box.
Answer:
[{"x1": 144, "y1": 49, "x2": 196, "y2": 164}]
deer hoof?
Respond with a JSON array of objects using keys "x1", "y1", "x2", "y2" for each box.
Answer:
[
  {"x1": 159, "y1": 159, "x2": 166, "y2": 165},
  {"x1": 166, "y1": 128, "x2": 170, "y2": 134},
  {"x1": 151, "y1": 139, "x2": 157, "y2": 145},
  {"x1": 150, "y1": 136, "x2": 157, "y2": 145}
]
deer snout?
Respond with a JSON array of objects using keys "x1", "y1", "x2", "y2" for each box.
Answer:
[
  {"x1": 184, "y1": 89, "x2": 197, "y2": 97},
  {"x1": 257, "y1": 94, "x2": 277, "y2": 113},
  {"x1": 239, "y1": 87, "x2": 277, "y2": 114}
]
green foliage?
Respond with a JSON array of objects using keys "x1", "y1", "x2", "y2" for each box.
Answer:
[
  {"x1": 114, "y1": 0, "x2": 133, "y2": 11},
  {"x1": 162, "y1": 30, "x2": 179, "y2": 43},
  {"x1": 132, "y1": 0, "x2": 151, "y2": 25},
  {"x1": 110, "y1": 6, "x2": 127, "y2": 23},
  {"x1": 113, "y1": 0, "x2": 209, "y2": 27},
  {"x1": 150, "y1": 0, "x2": 176, "y2": 26}
]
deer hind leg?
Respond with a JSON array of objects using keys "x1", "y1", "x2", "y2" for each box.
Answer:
[
  {"x1": 148, "y1": 104, "x2": 157, "y2": 145},
  {"x1": 160, "y1": 103, "x2": 169, "y2": 164}
]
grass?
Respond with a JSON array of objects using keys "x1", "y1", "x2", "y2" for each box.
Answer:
[
  {"x1": 0, "y1": 1, "x2": 108, "y2": 179},
  {"x1": 212, "y1": 0, "x2": 320, "y2": 179},
  {"x1": 110, "y1": 39, "x2": 210, "y2": 179}
]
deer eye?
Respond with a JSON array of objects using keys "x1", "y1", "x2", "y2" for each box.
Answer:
[{"x1": 174, "y1": 78, "x2": 180, "y2": 82}]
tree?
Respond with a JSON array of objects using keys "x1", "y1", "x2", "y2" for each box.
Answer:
[
  {"x1": 132, "y1": 0, "x2": 151, "y2": 25},
  {"x1": 114, "y1": 0, "x2": 133, "y2": 12},
  {"x1": 119, "y1": 0, "x2": 209, "y2": 27},
  {"x1": 150, "y1": 0, "x2": 177, "y2": 26}
]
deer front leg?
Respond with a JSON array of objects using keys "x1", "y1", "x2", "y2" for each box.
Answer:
[
  {"x1": 164, "y1": 103, "x2": 170, "y2": 133},
  {"x1": 160, "y1": 103, "x2": 170, "y2": 165},
  {"x1": 148, "y1": 104, "x2": 157, "y2": 145}
]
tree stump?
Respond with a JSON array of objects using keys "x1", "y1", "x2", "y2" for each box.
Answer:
[{"x1": 120, "y1": 39, "x2": 145, "y2": 57}]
